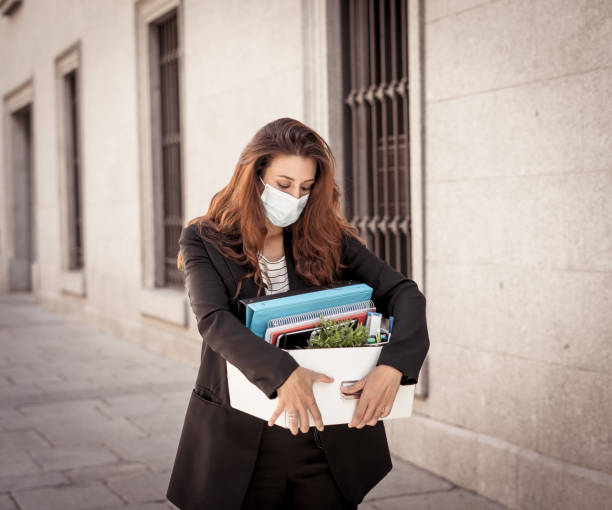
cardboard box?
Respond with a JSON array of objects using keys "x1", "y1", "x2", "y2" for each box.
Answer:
[{"x1": 227, "y1": 344, "x2": 415, "y2": 428}]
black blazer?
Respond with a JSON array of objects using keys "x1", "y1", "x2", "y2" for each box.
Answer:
[{"x1": 166, "y1": 222, "x2": 430, "y2": 510}]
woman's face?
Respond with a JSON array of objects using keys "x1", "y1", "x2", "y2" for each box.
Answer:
[{"x1": 261, "y1": 154, "x2": 317, "y2": 199}]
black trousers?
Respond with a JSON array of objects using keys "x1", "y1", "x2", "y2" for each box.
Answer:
[{"x1": 240, "y1": 424, "x2": 357, "y2": 510}]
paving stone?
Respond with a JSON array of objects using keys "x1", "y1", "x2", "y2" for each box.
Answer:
[
  {"x1": 0, "y1": 451, "x2": 40, "y2": 478},
  {"x1": 27, "y1": 444, "x2": 119, "y2": 471},
  {"x1": 1, "y1": 407, "x2": 109, "y2": 435},
  {"x1": 368, "y1": 488, "x2": 509, "y2": 510},
  {"x1": 0, "y1": 494, "x2": 18, "y2": 510},
  {"x1": 145, "y1": 455, "x2": 177, "y2": 473},
  {"x1": 128, "y1": 412, "x2": 185, "y2": 435},
  {"x1": 51, "y1": 363, "x2": 103, "y2": 381},
  {"x1": 0, "y1": 386, "x2": 47, "y2": 407},
  {"x1": 0, "y1": 412, "x2": 37, "y2": 431},
  {"x1": 0, "y1": 429, "x2": 50, "y2": 453},
  {"x1": 104, "y1": 433, "x2": 179, "y2": 466},
  {"x1": 35, "y1": 415, "x2": 147, "y2": 447},
  {"x1": 64, "y1": 462, "x2": 148, "y2": 484},
  {"x1": 107, "y1": 469, "x2": 171, "y2": 504},
  {"x1": 1, "y1": 365, "x2": 64, "y2": 385},
  {"x1": 0, "y1": 408, "x2": 19, "y2": 420},
  {"x1": 13, "y1": 481, "x2": 124, "y2": 510},
  {"x1": 364, "y1": 456, "x2": 453, "y2": 501},
  {"x1": 99, "y1": 393, "x2": 168, "y2": 419},
  {"x1": 156, "y1": 390, "x2": 192, "y2": 414},
  {"x1": 0, "y1": 470, "x2": 68, "y2": 492},
  {"x1": 17, "y1": 398, "x2": 107, "y2": 418},
  {"x1": 129, "y1": 367, "x2": 194, "y2": 386},
  {"x1": 1, "y1": 401, "x2": 108, "y2": 430},
  {"x1": 35, "y1": 379, "x2": 103, "y2": 395},
  {"x1": 110, "y1": 504, "x2": 174, "y2": 510},
  {"x1": 88, "y1": 369, "x2": 159, "y2": 388},
  {"x1": 359, "y1": 503, "x2": 379, "y2": 510}
]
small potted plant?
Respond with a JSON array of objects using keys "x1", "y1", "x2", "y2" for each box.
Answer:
[{"x1": 295, "y1": 313, "x2": 389, "y2": 349}]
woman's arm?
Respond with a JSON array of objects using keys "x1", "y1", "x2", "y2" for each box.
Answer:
[
  {"x1": 179, "y1": 224, "x2": 299, "y2": 399},
  {"x1": 340, "y1": 233, "x2": 430, "y2": 427},
  {"x1": 341, "y1": 234, "x2": 430, "y2": 386}
]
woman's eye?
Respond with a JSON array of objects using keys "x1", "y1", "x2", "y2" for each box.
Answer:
[{"x1": 278, "y1": 184, "x2": 312, "y2": 192}]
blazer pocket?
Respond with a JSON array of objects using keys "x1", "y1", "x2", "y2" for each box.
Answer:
[
  {"x1": 167, "y1": 384, "x2": 263, "y2": 510},
  {"x1": 193, "y1": 385, "x2": 222, "y2": 406}
]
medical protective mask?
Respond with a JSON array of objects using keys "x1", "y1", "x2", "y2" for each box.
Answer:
[{"x1": 259, "y1": 175, "x2": 310, "y2": 227}]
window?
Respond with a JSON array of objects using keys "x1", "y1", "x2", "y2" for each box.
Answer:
[
  {"x1": 55, "y1": 42, "x2": 86, "y2": 297},
  {"x1": 155, "y1": 11, "x2": 184, "y2": 288},
  {"x1": 135, "y1": 0, "x2": 187, "y2": 327},
  {"x1": 4, "y1": 80, "x2": 35, "y2": 292},
  {"x1": 64, "y1": 69, "x2": 83, "y2": 271},
  {"x1": 342, "y1": 0, "x2": 411, "y2": 277}
]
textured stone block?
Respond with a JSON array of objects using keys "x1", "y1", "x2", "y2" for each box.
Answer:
[
  {"x1": 107, "y1": 469, "x2": 171, "y2": 504},
  {"x1": 536, "y1": 365, "x2": 611, "y2": 473},
  {"x1": 0, "y1": 430, "x2": 49, "y2": 453},
  {"x1": 128, "y1": 411, "x2": 185, "y2": 435},
  {"x1": 428, "y1": 69, "x2": 612, "y2": 184},
  {"x1": 99, "y1": 392, "x2": 167, "y2": 419},
  {"x1": 64, "y1": 461, "x2": 147, "y2": 483},
  {"x1": 476, "y1": 436, "x2": 519, "y2": 509},
  {"x1": 364, "y1": 456, "x2": 452, "y2": 501},
  {"x1": 13, "y1": 481, "x2": 123, "y2": 510},
  {"x1": 27, "y1": 444, "x2": 119, "y2": 471},
  {"x1": 35, "y1": 415, "x2": 147, "y2": 447},
  {"x1": 386, "y1": 416, "x2": 479, "y2": 492},
  {"x1": 517, "y1": 450, "x2": 573, "y2": 510},
  {"x1": 0, "y1": 451, "x2": 40, "y2": 478},
  {"x1": 425, "y1": 0, "x2": 492, "y2": 23},
  {"x1": 104, "y1": 432, "x2": 179, "y2": 466},
  {"x1": 0, "y1": 471, "x2": 68, "y2": 493},
  {"x1": 0, "y1": 494, "x2": 18, "y2": 510},
  {"x1": 372, "y1": 488, "x2": 508, "y2": 510},
  {"x1": 427, "y1": 0, "x2": 612, "y2": 100}
]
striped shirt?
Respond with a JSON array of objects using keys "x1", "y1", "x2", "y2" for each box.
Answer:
[{"x1": 258, "y1": 252, "x2": 290, "y2": 295}]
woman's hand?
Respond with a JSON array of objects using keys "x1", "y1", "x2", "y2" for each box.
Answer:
[
  {"x1": 341, "y1": 365, "x2": 403, "y2": 428},
  {"x1": 268, "y1": 366, "x2": 334, "y2": 435}
]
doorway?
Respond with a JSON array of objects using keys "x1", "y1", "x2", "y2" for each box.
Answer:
[{"x1": 8, "y1": 104, "x2": 36, "y2": 292}]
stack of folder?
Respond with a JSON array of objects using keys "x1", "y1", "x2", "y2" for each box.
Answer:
[{"x1": 227, "y1": 281, "x2": 415, "y2": 428}]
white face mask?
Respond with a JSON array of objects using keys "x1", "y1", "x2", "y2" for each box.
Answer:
[{"x1": 259, "y1": 175, "x2": 310, "y2": 227}]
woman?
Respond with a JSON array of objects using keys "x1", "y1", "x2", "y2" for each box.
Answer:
[{"x1": 166, "y1": 118, "x2": 430, "y2": 510}]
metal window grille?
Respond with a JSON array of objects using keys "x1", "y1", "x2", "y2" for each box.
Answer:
[
  {"x1": 66, "y1": 69, "x2": 83, "y2": 270},
  {"x1": 342, "y1": 0, "x2": 411, "y2": 277},
  {"x1": 157, "y1": 12, "x2": 183, "y2": 287}
]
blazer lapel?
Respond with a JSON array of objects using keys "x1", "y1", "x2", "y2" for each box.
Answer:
[{"x1": 223, "y1": 228, "x2": 311, "y2": 302}]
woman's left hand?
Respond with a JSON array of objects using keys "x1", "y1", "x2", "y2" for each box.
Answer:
[{"x1": 341, "y1": 365, "x2": 403, "y2": 428}]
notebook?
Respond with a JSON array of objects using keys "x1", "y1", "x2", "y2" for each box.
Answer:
[
  {"x1": 241, "y1": 282, "x2": 374, "y2": 338},
  {"x1": 264, "y1": 299, "x2": 376, "y2": 346},
  {"x1": 237, "y1": 280, "x2": 359, "y2": 324}
]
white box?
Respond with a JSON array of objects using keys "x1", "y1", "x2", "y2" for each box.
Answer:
[{"x1": 227, "y1": 345, "x2": 415, "y2": 428}]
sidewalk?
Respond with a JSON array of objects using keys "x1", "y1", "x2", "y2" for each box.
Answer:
[{"x1": 0, "y1": 292, "x2": 508, "y2": 510}]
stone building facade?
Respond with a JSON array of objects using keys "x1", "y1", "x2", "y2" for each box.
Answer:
[{"x1": 1, "y1": 1, "x2": 610, "y2": 508}]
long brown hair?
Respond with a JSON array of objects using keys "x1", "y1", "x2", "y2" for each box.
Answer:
[{"x1": 177, "y1": 117, "x2": 363, "y2": 302}]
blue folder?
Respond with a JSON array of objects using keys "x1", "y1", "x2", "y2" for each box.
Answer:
[{"x1": 245, "y1": 283, "x2": 374, "y2": 338}]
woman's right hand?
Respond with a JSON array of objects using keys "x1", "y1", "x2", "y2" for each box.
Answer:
[{"x1": 268, "y1": 366, "x2": 334, "y2": 435}]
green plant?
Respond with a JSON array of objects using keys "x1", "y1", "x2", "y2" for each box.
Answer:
[{"x1": 298, "y1": 313, "x2": 369, "y2": 349}]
